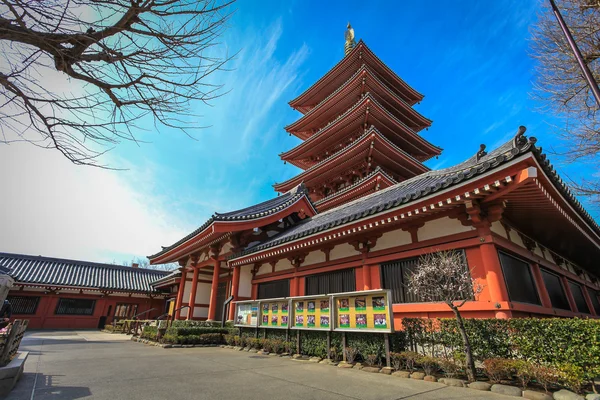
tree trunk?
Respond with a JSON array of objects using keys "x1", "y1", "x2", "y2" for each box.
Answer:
[{"x1": 450, "y1": 304, "x2": 477, "y2": 382}]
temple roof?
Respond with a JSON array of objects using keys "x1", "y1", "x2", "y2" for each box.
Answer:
[
  {"x1": 0, "y1": 252, "x2": 169, "y2": 293},
  {"x1": 274, "y1": 127, "x2": 430, "y2": 193},
  {"x1": 148, "y1": 184, "x2": 317, "y2": 262},
  {"x1": 285, "y1": 65, "x2": 431, "y2": 136},
  {"x1": 234, "y1": 136, "x2": 600, "y2": 261},
  {"x1": 290, "y1": 41, "x2": 424, "y2": 112},
  {"x1": 282, "y1": 93, "x2": 441, "y2": 160}
]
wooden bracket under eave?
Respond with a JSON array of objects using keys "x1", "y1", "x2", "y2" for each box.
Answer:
[{"x1": 482, "y1": 166, "x2": 538, "y2": 204}]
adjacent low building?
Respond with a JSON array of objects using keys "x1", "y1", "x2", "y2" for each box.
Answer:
[
  {"x1": 0, "y1": 253, "x2": 170, "y2": 329},
  {"x1": 148, "y1": 27, "x2": 600, "y2": 327}
]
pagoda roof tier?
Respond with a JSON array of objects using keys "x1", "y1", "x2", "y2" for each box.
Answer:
[
  {"x1": 281, "y1": 94, "x2": 441, "y2": 168},
  {"x1": 274, "y1": 127, "x2": 430, "y2": 193},
  {"x1": 148, "y1": 184, "x2": 317, "y2": 264},
  {"x1": 290, "y1": 41, "x2": 424, "y2": 113},
  {"x1": 285, "y1": 65, "x2": 431, "y2": 137},
  {"x1": 314, "y1": 167, "x2": 397, "y2": 212}
]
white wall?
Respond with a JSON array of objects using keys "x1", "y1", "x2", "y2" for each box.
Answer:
[
  {"x1": 418, "y1": 216, "x2": 473, "y2": 241},
  {"x1": 370, "y1": 228, "x2": 412, "y2": 252},
  {"x1": 193, "y1": 306, "x2": 209, "y2": 319},
  {"x1": 490, "y1": 221, "x2": 507, "y2": 238},
  {"x1": 303, "y1": 250, "x2": 325, "y2": 266},
  {"x1": 330, "y1": 243, "x2": 359, "y2": 260},
  {"x1": 274, "y1": 258, "x2": 294, "y2": 272},
  {"x1": 255, "y1": 263, "x2": 271, "y2": 276},
  {"x1": 238, "y1": 265, "x2": 253, "y2": 298},
  {"x1": 195, "y1": 282, "x2": 211, "y2": 304}
]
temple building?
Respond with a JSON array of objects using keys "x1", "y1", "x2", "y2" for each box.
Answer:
[
  {"x1": 1, "y1": 253, "x2": 169, "y2": 329},
  {"x1": 149, "y1": 26, "x2": 600, "y2": 326}
]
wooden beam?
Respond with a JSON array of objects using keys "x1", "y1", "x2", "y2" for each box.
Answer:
[{"x1": 482, "y1": 167, "x2": 538, "y2": 204}]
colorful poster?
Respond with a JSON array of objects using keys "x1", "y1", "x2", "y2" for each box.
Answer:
[
  {"x1": 272, "y1": 303, "x2": 278, "y2": 313},
  {"x1": 339, "y1": 298, "x2": 349, "y2": 311},
  {"x1": 372, "y1": 296, "x2": 385, "y2": 311},
  {"x1": 307, "y1": 315, "x2": 315, "y2": 327},
  {"x1": 295, "y1": 315, "x2": 304, "y2": 327},
  {"x1": 355, "y1": 297, "x2": 366, "y2": 311},
  {"x1": 320, "y1": 300, "x2": 329, "y2": 312},
  {"x1": 307, "y1": 301, "x2": 315, "y2": 313},
  {"x1": 340, "y1": 314, "x2": 350, "y2": 328},
  {"x1": 296, "y1": 301, "x2": 304, "y2": 312},
  {"x1": 271, "y1": 315, "x2": 278, "y2": 326},
  {"x1": 262, "y1": 315, "x2": 269, "y2": 325},
  {"x1": 320, "y1": 316, "x2": 330, "y2": 328},
  {"x1": 258, "y1": 300, "x2": 289, "y2": 329},
  {"x1": 262, "y1": 303, "x2": 269, "y2": 314},
  {"x1": 332, "y1": 290, "x2": 393, "y2": 332},
  {"x1": 282, "y1": 303, "x2": 288, "y2": 314},
  {"x1": 281, "y1": 315, "x2": 288, "y2": 326}
]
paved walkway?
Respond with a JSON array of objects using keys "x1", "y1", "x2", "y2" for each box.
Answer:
[{"x1": 8, "y1": 331, "x2": 517, "y2": 400}]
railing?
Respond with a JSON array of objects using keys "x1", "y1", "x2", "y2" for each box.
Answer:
[{"x1": 0, "y1": 320, "x2": 28, "y2": 367}]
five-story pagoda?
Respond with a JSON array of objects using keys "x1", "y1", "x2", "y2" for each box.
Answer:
[{"x1": 275, "y1": 24, "x2": 441, "y2": 211}]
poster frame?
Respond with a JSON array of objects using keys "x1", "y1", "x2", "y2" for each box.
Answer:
[
  {"x1": 258, "y1": 297, "x2": 291, "y2": 330},
  {"x1": 233, "y1": 299, "x2": 260, "y2": 328},
  {"x1": 331, "y1": 289, "x2": 394, "y2": 334},
  {"x1": 289, "y1": 294, "x2": 332, "y2": 332}
]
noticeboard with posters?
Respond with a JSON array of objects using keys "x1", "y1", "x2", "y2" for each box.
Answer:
[
  {"x1": 258, "y1": 298, "x2": 290, "y2": 329},
  {"x1": 332, "y1": 289, "x2": 393, "y2": 333},
  {"x1": 234, "y1": 300, "x2": 260, "y2": 327},
  {"x1": 290, "y1": 295, "x2": 332, "y2": 331}
]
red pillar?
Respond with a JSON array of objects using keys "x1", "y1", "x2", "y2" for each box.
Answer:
[
  {"x1": 174, "y1": 268, "x2": 187, "y2": 320},
  {"x1": 228, "y1": 265, "x2": 241, "y2": 321},
  {"x1": 207, "y1": 259, "x2": 220, "y2": 321},
  {"x1": 187, "y1": 267, "x2": 199, "y2": 320},
  {"x1": 362, "y1": 265, "x2": 371, "y2": 290},
  {"x1": 561, "y1": 276, "x2": 578, "y2": 312},
  {"x1": 531, "y1": 263, "x2": 552, "y2": 309},
  {"x1": 479, "y1": 237, "x2": 510, "y2": 319}
]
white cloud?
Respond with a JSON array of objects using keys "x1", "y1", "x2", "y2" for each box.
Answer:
[{"x1": 0, "y1": 143, "x2": 193, "y2": 263}]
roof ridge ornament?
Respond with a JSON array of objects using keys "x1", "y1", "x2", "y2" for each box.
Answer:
[
  {"x1": 512, "y1": 125, "x2": 538, "y2": 149},
  {"x1": 476, "y1": 144, "x2": 487, "y2": 162},
  {"x1": 344, "y1": 22, "x2": 356, "y2": 56}
]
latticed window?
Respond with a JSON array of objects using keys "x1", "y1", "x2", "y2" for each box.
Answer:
[
  {"x1": 498, "y1": 251, "x2": 540, "y2": 305},
  {"x1": 7, "y1": 296, "x2": 40, "y2": 315},
  {"x1": 568, "y1": 281, "x2": 591, "y2": 314},
  {"x1": 305, "y1": 268, "x2": 356, "y2": 296},
  {"x1": 55, "y1": 298, "x2": 96, "y2": 315},
  {"x1": 257, "y1": 279, "x2": 289, "y2": 299},
  {"x1": 587, "y1": 288, "x2": 600, "y2": 315},
  {"x1": 380, "y1": 250, "x2": 473, "y2": 304},
  {"x1": 540, "y1": 268, "x2": 571, "y2": 310}
]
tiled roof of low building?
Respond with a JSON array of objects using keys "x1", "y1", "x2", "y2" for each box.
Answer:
[
  {"x1": 0, "y1": 253, "x2": 170, "y2": 293},
  {"x1": 233, "y1": 132, "x2": 600, "y2": 259},
  {"x1": 148, "y1": 183, "x2": 316, "y2": 259}
]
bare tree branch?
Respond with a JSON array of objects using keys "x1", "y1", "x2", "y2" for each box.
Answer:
[
  {"x1": 531, "y1": 0, "x2": 600, "y2": 204},
  {"x1": 0, "y1": 0, "x2": 235, "y2": 167}
]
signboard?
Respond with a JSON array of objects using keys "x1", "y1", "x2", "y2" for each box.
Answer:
[
  {"x1": 290, "y1": 295, "x2": 332, "y2": 331},
  {"x1": 332, "y1": 289, "x2": 393, "y2": 333},
  {"x1": 234, "y1": 301, "x2": 259, "y2": 327},
  {"x1": 259, "y1": 298, "x2": 289, "y2": 329}
]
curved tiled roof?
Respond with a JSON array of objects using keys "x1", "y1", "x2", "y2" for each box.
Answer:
[
  {"x1": 233, "y1": 134, "x2": 600, "y2": 259},
  {"x1": 0, "y1": 253, "x2": 170, "y2": 293},
  {"x1": 148, "y1": 183, "x2": 316, "y2": 260}
]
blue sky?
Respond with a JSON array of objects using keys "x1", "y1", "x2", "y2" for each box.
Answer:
[{"x1": 1, "y1": 0, "x2": 594, "y2": 264}]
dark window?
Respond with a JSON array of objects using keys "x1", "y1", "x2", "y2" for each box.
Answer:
[
  {"x1": 498, "y1": 251, "x2": 540, "y2": 305},
  {"x1": 7, "y1": 296, "x2": 40, "y2": 315},
  {"x1": 55, "y1": 298, "x2": 96, "y2": 315},
  {"x1": 257, "y1": 279, "x2": 289, "y2": 299},
  {"x1": 305, "y1": 268, "x2": 356, "y2": 296},
  {"x1": 381, "y1": 251, "x2": 473, "y2": 304},
  {"x1": 568, "y1": 281, "x2": 591, "y2": 314},
  {"x1": 587, "y1": 288, "x2": 600, "y2": 315},
  {"x1": 540, "y1": 269, "x2": 571, "y2": 310}
]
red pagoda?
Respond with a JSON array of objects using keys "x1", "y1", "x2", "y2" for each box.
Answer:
[{"x1": 275, "y1": 24, "x2": 441, "y2": 211}]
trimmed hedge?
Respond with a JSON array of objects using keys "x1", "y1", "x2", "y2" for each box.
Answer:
[
  {"x1": 403, "y1": 318, "x2": 600, "y2": 383},
  {"x1": 164, "y1": 333, "x2": 223, "y2": 345}
]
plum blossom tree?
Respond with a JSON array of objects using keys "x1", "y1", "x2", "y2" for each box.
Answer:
[{"x1": 407, "y1": 249, "x2": 483, "y2": 382}]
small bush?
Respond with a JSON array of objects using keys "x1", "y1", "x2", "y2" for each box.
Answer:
[
  {"x1": 556, "y1": 364, "x2": 585, "y2": 394},
  {"x1": 365, "y1": 354, "x2": 378, "y2": 367},
  {"x1": 390, "y1": 352, "x2": 403, "y2": 371},
  {"x1": 439, "y1": 358, "x2": 460, "y2": 378},
  {"x1": 345, "y1": 347, "x2": 359, "y2": 364},
  {"x1": 418, "y1": 356, "x2": 438, "y2": 376},
  {"x1": 533, "y1": 365, "x2": 559, "y2": 393},
  {"x1": 482, "y1": 358, "x2": 514, "y2": 383},
  {"x1": 400, "y1": 351, "x2": 419, "y2": 372},
  {"x1": 512, "y1": 360, "x2": 534, "y2": 389}
]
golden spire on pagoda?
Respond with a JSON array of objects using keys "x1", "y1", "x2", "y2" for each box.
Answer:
[{"x1": 344, "y1": 22, "x2": 356, "y2": 56}]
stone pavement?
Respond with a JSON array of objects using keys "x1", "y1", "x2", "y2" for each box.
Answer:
[{"x1": 7, "y1": 330, "x2": 518, "y2": 400}]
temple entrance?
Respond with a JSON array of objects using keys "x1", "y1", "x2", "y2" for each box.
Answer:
[{"x1": 214, "y1": 282, "x2": 227, "y2": 321}]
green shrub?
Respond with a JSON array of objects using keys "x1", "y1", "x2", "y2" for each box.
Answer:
[
  {"x1": 344, "y1": 347, "x2": 359, "y2": 364},
  {"x1": 166, "y1": 326, "x2": 229, "y2": 336},
  {"x1": 438, "y1": 358, "x2": 460, "y2": 378},
  {"x1": 163, "y1": 332, "x2": 223, "y2": 345},
  {"x1": 511, "y1": 360, "x2": 534, "y2": 389},
  {"x1": 170, "y1": 320, "x2": 223, "y2": 328},
  {"x1": 556, "y1": 364, "x2": 586, "y2": 394},
  {"x1": 418, "y1": 356, "x2": 438, "y2": 376},
  {"x1": 390, "y1": 352, "x2": 403, "y2": 371},
  {"x1": 399, "y1": 351, "x2": 419, "y2": 372},
  {"x1": 141, "y1": 326, "x2": 158, "y2": 340}
]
